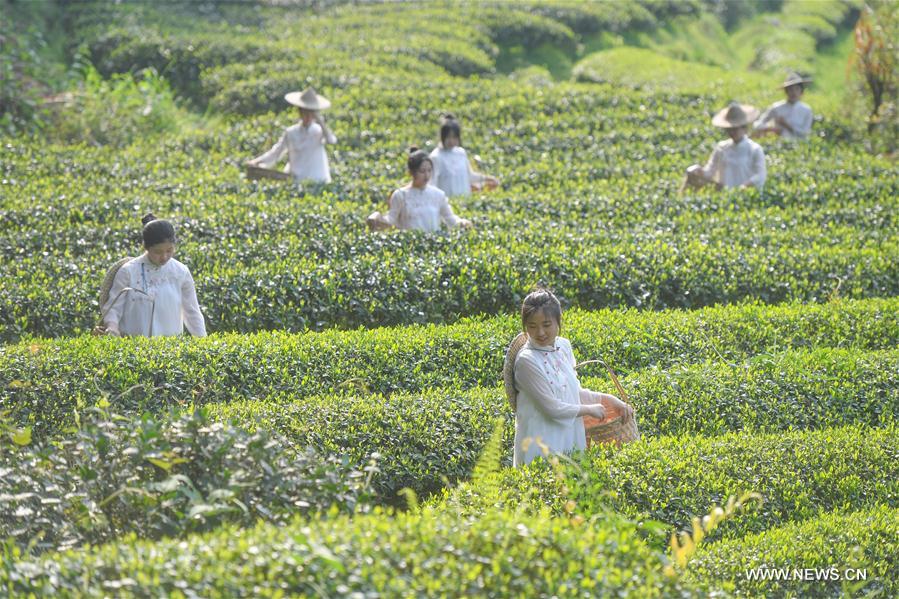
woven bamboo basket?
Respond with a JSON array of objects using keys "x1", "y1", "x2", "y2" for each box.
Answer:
[
  {"x1": 92, "y1": 257, "x2": 135, "y2": 336},
  {"x1": 502, "y1": 332, "x2": 528, "y2": 410},
  {"x1": 244, "y1": 163, "x2": 291, "y2": 181},
  {"x1": 576, "y1": 359, "x2": 640, "y2": 448}
]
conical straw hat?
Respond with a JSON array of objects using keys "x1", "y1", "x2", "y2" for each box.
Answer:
[
  {"x1": 711, "y1": 101, "x2": 759, "y2": 128},
  {"x1": 782, "y1": 71, "x2": 813, "y2": 88},
  {"x1": 284, "y1": 87, "x2": 331, "y2": 110}
]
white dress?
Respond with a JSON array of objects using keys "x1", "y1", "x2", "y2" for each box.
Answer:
[
  {"x1": 102, "y1": 254, "x2": 207, "y2": 337},
  {"x1": 384, "y1": 184, "x2": 462, "y2": 232},
  {"x1": 700, "y1": 137, "x2": 767, "y2": 189},
  {"x1": 429, "y1": 146, "x2": 483, "y2": 197},
  {"x1": 754, "y1": 100, "x2": 813, "y2": 140},
  {"x1": 252, "y1": 122, "x2": 337, "y2": 183},
  {"x1": 513, "y1": 336, "x2": 599, "y2": 467}
]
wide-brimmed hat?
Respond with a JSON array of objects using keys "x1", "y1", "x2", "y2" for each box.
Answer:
[
  {"x1": 782, "y1": 71, "x2": 813, "y2": 89},
  {"x1": 711, "y1": 102, "x2": 759, "y2": 128},
  {"x1": 284, "y1": 87, "x2": 331, "y2": 110}
]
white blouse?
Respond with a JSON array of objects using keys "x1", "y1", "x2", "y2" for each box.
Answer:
[
  {"x1": 701, "y1": 137, "x2": 767, "y2": 189},
  {"x1": 513, "y1": 336, "x2": 599, "y2": 467},
  {"x1": 384, "y1": 184, "x2": 463, "y2": 232},
  {"x1": 102, "y1": 254, "x2": 207, "y2": 337},
  {"x1": 429, "y1": 146, "x2": 483, "y2": 197},
  {"x1": 253, "y1": 122, "x2": 337, "y2": 183},
  {"x1": 754, "y1": 100, "x2": 813, "y2": 140}
]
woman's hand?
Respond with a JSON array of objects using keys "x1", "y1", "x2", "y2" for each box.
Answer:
[
  {"x1": 106, "y1": 327, "x2": 121, "y2": 337},
  {"x1": 367, "y1": 211, "x2": 391, "y2": 231},
  {"x1": 604, "y1": 395, "x2": 634, "y2": 422},
  {"x1": 459, "y1": 218, "x2": 473, "y2": 229},
  {"x1": 584, "y1": 403, "x2": 606, "y2": 420}
]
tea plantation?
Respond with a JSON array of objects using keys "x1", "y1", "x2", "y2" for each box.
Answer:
[{"x1": 1, "y1": 0, "x2": 897, "y2": 596}]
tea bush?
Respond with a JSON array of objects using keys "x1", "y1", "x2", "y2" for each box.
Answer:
[
  {"x1": 0, "y1": 407, "x2": 371, "y2": 554},
  {"x1": 687, "y1": 506, "x2": 899, "y2": 597},
  {"x1": 1, "y1": 0, "x2": 896, "y2": 593},
  {"x1": 2, "y1": 2, "x2": 894, "y2": 342},
  {"x1": 455, "y1": 424, "x2": 899, "y2": 542},
  {"x1": 0, "y1": 504, "x2": 694, "y2": 597},
  {"x1": 3, "y1": 299, "x2": 896, "y2": 438},
  {"x1": 209, "y1": 347, "x2": 898, "y2": 499}
]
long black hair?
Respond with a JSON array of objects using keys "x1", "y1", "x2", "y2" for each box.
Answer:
[
  {"x1": 406, "y1": 146, "x2": 432, "y2": 174},
  {"x1": 141, "y1": 213, "x2": 176, "y2": 247},
  {"x1": 521, "y1": 287, "x2": 562, "y2": 330},
  {"x1": 439, "y1": 113, "x2": 462, "y2": 146}
]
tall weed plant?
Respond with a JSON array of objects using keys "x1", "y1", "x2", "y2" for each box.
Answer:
[{"x1": 51, "y1": 65, "x2": 183, "y2": 147}]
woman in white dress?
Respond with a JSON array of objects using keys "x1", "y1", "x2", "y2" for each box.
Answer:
[
  {"x1": 428, "y1": 114, "x2": 498, "y2": 197},
  {"x1": 366, "y1": 148, "x2": 473, "y2": 232},
  {"x1": 248, "y1": 87, "x2": 337, "y2": 183},
  {"x1": 753, "y1": 72, "x2": 813, "y2": 140},
  {"x1": 682, "y1": 102, "x2": 767, "y2": 192},
  {"x1": 513, "y1": 289, "x2": 633, "y2": 467},
  {"x1": 101, "y1": 214, "x2": 207, "y2": 338}
]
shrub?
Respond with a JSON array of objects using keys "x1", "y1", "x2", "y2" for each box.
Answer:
[
  {"x1": 48, "y1": 65, "x2": 183, "y2": 147},
  {"x1": 2, "y1": 299, "x2": 897, "y2": 439},
  {"x1": 0, "y1": 504, "x2": 696, "y2": 597},
  {"x1": 687, "y1": 506, "x2": 899, "y2": 597},
  {"x1": 0, "y1": 406, "x2": 371, "y2": 554},
  {"x1": 466, "y1": 424, "x2": 899, "y2": 543},
  {"x1": 211, "y1": 347, "x2": 898, "y2": 500}
]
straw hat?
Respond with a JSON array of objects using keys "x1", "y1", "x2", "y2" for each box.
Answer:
[
  {"x1": 711, "y1": 102, "x2": 759, "y2": 128},
  {"x1": 503, "y1": 332, "x2": 528, "y2": 410},
  {"x1": 782, "y1": 72, "x2": 813, "y2": 88},
  {"x1": 284, "y1": 87, "x2": 331, "y2": 110}
]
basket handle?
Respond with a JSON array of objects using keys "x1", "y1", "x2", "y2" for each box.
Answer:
[{"x1": 575, "y1": 359, "x2": 630, "y2": 404}]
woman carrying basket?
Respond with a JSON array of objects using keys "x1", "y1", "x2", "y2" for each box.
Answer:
[
  {"x1": 100, "y1": 214, "x2": 206, "y2": 338},
  {"x1": 366, "y1": 147, "x2": 473, "y2": 232},
  {"x1": 509, "y1": 289, "x2": 633, "y2": 467},
  {"x1": 248, "y1": 87, "x2": 337, "y2": 183}
]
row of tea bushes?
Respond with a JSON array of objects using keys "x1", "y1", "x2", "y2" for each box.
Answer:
[
  {"x1": 0, "y1": 503, "x2": 693, "y2": 598},
  {"x1": 3, "y1": 297, "x2": 897, "y2": 434},
  {"x1": 688, "y1": 505, "x2": 899, "y2": 598},
  {"x1": 67, "y1": 0, "x2": 707, "y2": 111},
  {"x1": 3, "y1": 147, "x2": 895, "y2": 342},
  {"x1": 0, "y1": 407, "x2": 371, "y2": 555},
  {"x1": 211, "y1": 347, "x2": 898, "y2": 499},
  {"x1": 3, "y1": 227, "x2": 895, "y2": 341},
  {"x1": 4, "y1": 497, "x2": 894, "y2": 597},
  {"x1": 449, "y1": 424, "x2": 899, "y2": 543}
]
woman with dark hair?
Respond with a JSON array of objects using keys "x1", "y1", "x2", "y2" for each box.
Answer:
[
  {"x1": 511, "y1": 288, "x2": 633, "y2": 466},
  {"x1": 101, "y1": 213, "x2": 206, "y2": 337},
  {"x1": 429, "y1": 114, "x2": 498, "y2": 197},
  {"x1": 367, "y1": 147, "x2": 473, "y2": 232}
]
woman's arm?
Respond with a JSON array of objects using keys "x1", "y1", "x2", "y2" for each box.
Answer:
[
  {"x1": 700, "y1": 144, "x2": 721, "y2": 183},
  {"x1": 315, "y1": 114, "x2": 337, "y2": 144},
  {"x1": 515, "y1": 355, "x2": 600, "y2": 420},
  {"x1": 744, "y1": 146, "x2": 767, "y2": 189},
  {"x1": 382, "y1": 189, "x2": 404, "y2": 228},
  {"x1": 438, "y1": 194, "x2": 464, "y2": 228},
  {"x1": 181, "y1": 270, "x2": 207, "y2": 337},
  {"x1": 793, "y1": 106, "x2": 812, "y2": 138},
  {"x1": 429, "y1": 150, "x2": 442, "y2": 188},
  {"x1": 250, "y1": 132, "x2": 288, "y2": 168}
]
